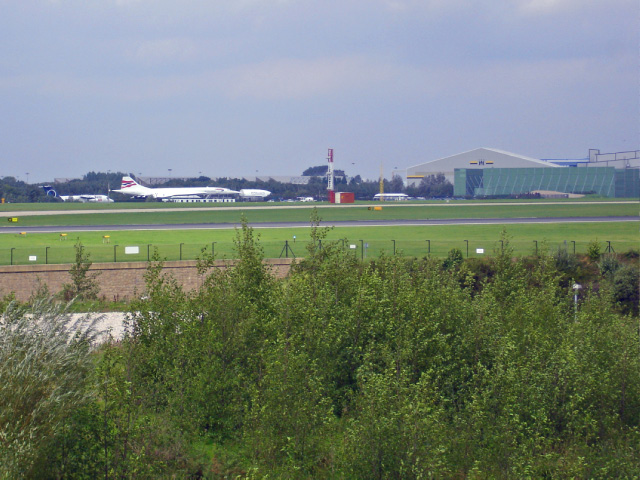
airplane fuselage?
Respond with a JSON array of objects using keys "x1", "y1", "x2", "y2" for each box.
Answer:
[{"x1": 112, "y1": 176, "x2": 270, "y2": 201}]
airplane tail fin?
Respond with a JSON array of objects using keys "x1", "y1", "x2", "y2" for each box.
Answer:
[
  {"x1": 42, "y1": 185, "x2": 57, "y2": 197},
  {"x1": 120, "y1": 176, "x2": 139, "y2": 189}
]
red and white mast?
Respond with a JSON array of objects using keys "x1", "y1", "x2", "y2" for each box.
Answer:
[{"x1": 327, "y1": 148, "x2": 335, "y2": 203}]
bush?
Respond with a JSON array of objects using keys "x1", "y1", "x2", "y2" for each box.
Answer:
[
  {"x1": 61, "y1": 242, "x2": 101, "y2": 301},
  {"x1": 612, "y1": 265, "x2": 639, "y2": 315},
  {"x1": 587, "y1": 239, "x2": 602, "y2": 262},
  {"x1": 599, "y1": 254, "x2": 620, "y2": 278},
  {"x1": 442, "y1": 247, "x2": 464, "y2": 270},
  {"x1": 0, "y1": 299, "x2": 100, "y2": 477}
]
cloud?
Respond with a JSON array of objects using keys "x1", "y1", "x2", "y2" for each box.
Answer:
[
  {"x1": 1, "y1": 48, "x2": 634, "y2": 106},
  {"x1": 212, "y1": 56, "x2": 392, "y2": 100},
  {"x1": 514, "y1": 0, "x2": 608, "y2": 15},
  {"x1": 129, "y1": 38, "x2": 197, "y2": 65}
]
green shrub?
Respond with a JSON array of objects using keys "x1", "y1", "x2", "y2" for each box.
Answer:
[
  {"x1": 0, "y1": 299, "x2": 100, "y2": 478},
  {"x1": 442, "y1": 247, "x2": 464, "y2": 270},
  {"x1": 61, "y1": 241, "x2": 101, "y2": 301},
  {"x1": 612, "y1": 265, "x2": 639, "y2": 315},
  {"x1": 587, "y1": 239, "x2": 602, "y2": 262}
]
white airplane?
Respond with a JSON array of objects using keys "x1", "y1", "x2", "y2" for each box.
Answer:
[
  {"x1": 239, "y1": 189, "x2": 271, "y2": 200},
  {"x1": 111, "y1": 176, "x2": 239, "y2": 200},
  {"x1": 42, "y1": 186, "x2": 114, "y2": 203}
]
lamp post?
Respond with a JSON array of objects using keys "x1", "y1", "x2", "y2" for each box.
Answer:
[{"x1": 573, "y1": 283, "x2": 582, "y2": 319}]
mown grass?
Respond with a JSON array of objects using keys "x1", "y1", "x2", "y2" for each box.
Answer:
[
  {"x1": 0, "y1": 196, "x2": 632, "y2": 212},
  {"x1": 0, "y1": 202, "x2": 636, "y2": 228},
  {"x1": 0, "y1": 221, "x2": 636, "y2": 265}
]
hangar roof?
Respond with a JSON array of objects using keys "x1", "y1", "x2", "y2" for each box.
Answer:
[{"x1": 407, "y1": 147, "x2": 560, "y2": 171}]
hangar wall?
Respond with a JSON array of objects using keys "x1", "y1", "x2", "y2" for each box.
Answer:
[{"x1": 455, "y1": 167, "x2": 639, "y2": 198}]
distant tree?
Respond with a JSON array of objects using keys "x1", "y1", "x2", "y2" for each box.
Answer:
[
  {"x1": 388, "y1": 175, "x2": 404, "y2": 193},
  {"x1": 406, "y1": 173, "x2": 453, "y2": 198},
  {"x1": 349, "y1": 174, "x2": 362, "y2": 185},
  {"x1": 302, "y1": 166, "x2": 345, "y2": 177},
  {"x1": 301, "y1": 165, "x2": 325, "y2": 176}
]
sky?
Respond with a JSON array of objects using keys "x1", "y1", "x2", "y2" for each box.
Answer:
[{"x1": 0, "y1": 0, "x2": 637, "y2": 184}]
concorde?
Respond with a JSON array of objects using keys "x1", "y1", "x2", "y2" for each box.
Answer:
[{"x1": 112, "y1": 176, "x2": 239, "y2": 200}]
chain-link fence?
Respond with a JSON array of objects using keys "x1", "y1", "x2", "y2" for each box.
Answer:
[{"x1": 0, "y1": 238, "x2": 622, "y2": 266}]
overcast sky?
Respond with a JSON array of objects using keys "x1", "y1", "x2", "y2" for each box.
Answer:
[{"x1": 0, "y1": 0, "x2": 636, "y2": 183}]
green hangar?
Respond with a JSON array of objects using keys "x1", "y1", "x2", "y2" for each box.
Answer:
[{"x1": 405, "y1": 148, "x2": 639, "y2": 198}]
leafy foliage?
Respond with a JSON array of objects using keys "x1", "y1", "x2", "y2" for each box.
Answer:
[
  {"x1": 0, "y1": 298, "x2": 100, "y2": 478},
  {"x1": 61, "y1": 241, "x2": 101, "y2": 301},
  {"x1": 5, "y1": 219, "x2": 640, "y2": 478}
]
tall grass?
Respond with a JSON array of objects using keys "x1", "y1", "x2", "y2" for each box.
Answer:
[{"x1": 0, "y1": 298, "x2": 101, "y2": 477}]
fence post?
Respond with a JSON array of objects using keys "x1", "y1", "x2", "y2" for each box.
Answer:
[
  {"x1": 10, "y1": 248, "x2": 14, "y2": 266},
  {"x1": 114, "y1": 245, "x2": 118, "y2": 263},
  {"x1": 180, "y1": 243, "x2": 184, "y2": 261},
  {"x1": 571, "y1": 240, "x2": 576, "y2": 254},
  {"x1": 360, "y1": 240, "x2": 364, "y2": 261},
  {"x1": 533, "y1": 240, "x2": 538, "y2": 256},
  {"x1": 212, "y1": 242, "x2": 216, "y2": 258},
  {"x1": 279, "y1": 240, "x2": 291, "y2": 258},
  {"x1": 46, "y1": 246, "x2": 49, "y2": 264},
  {"x1": 392, "y1": 239, "x2": 396, "y2": 255},
  {"x1": 426, "y1": 239, "x2": 430, "y2": 254},
  {"x1": 464, "y1": 240, "x2": 469, "y2": 258},
  {"x1": 147, "y1": 244, "x2": 151, "y2": 261}
]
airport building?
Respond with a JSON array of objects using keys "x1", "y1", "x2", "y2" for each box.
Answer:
[{"x1": 405, "y1": 147, "x2": 639, "y2": 198}]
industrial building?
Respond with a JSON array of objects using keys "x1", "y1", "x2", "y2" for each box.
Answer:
[{"x1": 405, "y1": 148, "x2": 639, "y2": 198}]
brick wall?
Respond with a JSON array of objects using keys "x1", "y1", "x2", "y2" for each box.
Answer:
[{"x1": 0, "y1": 258, "x2": 296, "y2": 302}]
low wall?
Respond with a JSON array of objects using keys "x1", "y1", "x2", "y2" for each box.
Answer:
[{"x1": 0, "y1": 258, "x2": 296, "y2": 302}]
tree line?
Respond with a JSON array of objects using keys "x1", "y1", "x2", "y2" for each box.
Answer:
[
  {"x1": 0, "y1": 169, "x2": 453, "y2": 202},
  {"x1": 1, "y1": 216, "x2": 638, "y2": 478}
]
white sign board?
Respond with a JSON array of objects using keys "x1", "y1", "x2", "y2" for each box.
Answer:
[
  {"x1": 125, "y1": 246, "x2": 140, "y2": 255},
  {"x1": 29, "y1": 255, "x2": 37, "y2": 262},
  {"x1": 350, "y1": 244, "x2": 357, "y2": 249},
  {"x1": 476, "y1": 248, "x2": 484, "y2": 254}
]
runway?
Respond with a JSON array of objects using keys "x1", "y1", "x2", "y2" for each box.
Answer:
[{"x1": 0, "y1": 216, "x2": 637, "y2": 234}]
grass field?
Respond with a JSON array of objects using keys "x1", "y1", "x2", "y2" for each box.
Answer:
[
  {"x1": 0, "y1": 221, "x2": 636, "y2": 265},
  {"x1": 0, "y1": 202, "x2": 637, "y2": 228},
  {"x1": 0, "y1": 196, "x2": 633, "y2": 212}
]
